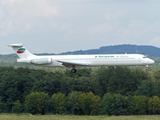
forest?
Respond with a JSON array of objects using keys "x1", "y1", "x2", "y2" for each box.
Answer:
[{"x1": 0, "y1": 66, "x2": 160, "y2": 115}]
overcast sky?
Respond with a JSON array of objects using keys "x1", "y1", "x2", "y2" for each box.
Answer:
[{"x1": 0, "y1": 0, "x2": 160, "y2": 54}]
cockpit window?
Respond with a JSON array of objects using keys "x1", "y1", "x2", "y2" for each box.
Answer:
[{"x1": 143, "y1": 55, "x2": 147, "y2": 58}]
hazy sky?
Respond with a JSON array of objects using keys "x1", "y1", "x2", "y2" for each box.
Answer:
[{"x1": 0, "y1": 0, "x2": 160, "y2": 54}]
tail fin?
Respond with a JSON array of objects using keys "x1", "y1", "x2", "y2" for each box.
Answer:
[{"x1": 8, "y1": 43, "x2": 35, "y2": 58}]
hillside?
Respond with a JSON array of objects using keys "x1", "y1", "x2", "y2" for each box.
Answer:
[{"x1": 61, "y1": 44, "x2": 160, "y2": 57}]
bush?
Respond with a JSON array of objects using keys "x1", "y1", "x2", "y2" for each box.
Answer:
[
  {"x1": 51, "y1": 92, "x2": 66, "y2": 114},
  {"x1": 13, "y1": 100, "x2": 21, "y2": 114},
  {"x1": 25, "y1": 92, "x2": 50, "y2": 115}
]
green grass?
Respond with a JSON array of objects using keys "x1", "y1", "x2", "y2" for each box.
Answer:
[{"x1": 0, "y1": 114, "x2": 160, "y2": 120}]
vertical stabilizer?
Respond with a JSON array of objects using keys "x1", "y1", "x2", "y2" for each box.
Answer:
[{"x1": 8, "y1": 43, "x2": 35, "y2": 58}]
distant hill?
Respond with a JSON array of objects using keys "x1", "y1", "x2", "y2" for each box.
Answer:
[{"x1": 61, "y1": 44, "x2": 160, "y2": 57}]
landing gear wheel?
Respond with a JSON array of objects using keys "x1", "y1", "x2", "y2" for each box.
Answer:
[
  {"x1": 71, "y1": 69, "x2": 77, "y2": 73},
  {"x1": 146, "y1": 65, "x2": 149, "y2": 71}
]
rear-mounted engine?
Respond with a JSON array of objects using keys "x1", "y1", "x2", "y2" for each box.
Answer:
[{"x1": 30, "y1": 58, "x2": 52, "y2": 65}]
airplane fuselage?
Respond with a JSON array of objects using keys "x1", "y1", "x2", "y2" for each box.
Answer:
[
  {"x1": 17, "y1": 54, "x2": 154, "y2": 67},
  {"x1": 8, "y1": 43, "x2": 155, "y2": 73}
]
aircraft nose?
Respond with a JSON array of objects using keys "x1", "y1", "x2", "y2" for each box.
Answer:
[{"x1": 149, "y1": 59, "x2": 155, "y2": 64}]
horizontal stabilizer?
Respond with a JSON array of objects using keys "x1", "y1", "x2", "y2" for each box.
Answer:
[{"x1": 8, "y1": 43, "x2": 23, "y2": 47}]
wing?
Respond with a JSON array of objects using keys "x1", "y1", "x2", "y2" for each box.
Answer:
[{"x1": 58, "y1": 60, "x2": 89, "y2": 68}]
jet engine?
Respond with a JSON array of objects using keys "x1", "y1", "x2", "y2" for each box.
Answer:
[{"x1": 30, "y1": 58, "x2": 52, "y2": 65}]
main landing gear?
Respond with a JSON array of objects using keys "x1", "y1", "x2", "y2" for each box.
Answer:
[{"x1": 71, "y1": 68, "x2": 77, "y2": 73}]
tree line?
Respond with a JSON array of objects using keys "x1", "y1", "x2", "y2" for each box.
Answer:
[
  {"x1": 13, "y1": 91, "x2": 160, "y2": 115},
  {"x1": 0, "y1": 66, "x2": 160, "y2": 115}
]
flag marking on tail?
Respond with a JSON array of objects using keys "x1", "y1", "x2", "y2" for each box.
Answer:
[{"x1": 17, "y1": 47, "x2": 26, "y2": 54}]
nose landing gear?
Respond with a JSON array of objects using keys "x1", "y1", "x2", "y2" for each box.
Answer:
[
  {"x1": 146, "y1": 65, "x2": 148, "y2": 70},
  {"x1": 146, "y1": 65, "x2": 151, "y2": 71}
]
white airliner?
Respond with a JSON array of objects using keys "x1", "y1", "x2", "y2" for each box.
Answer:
[{"x1": 8, "y1": 43, "x2": 155, "y2": 73}]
